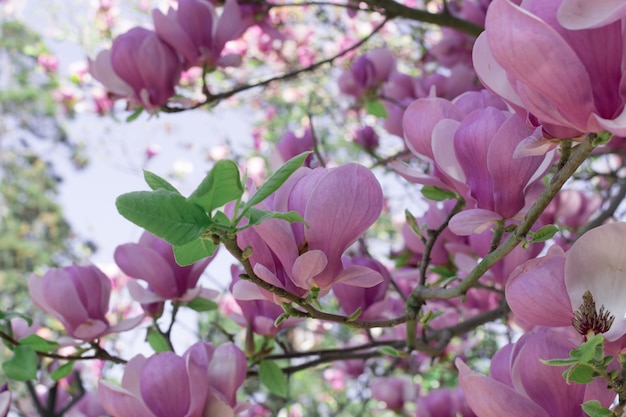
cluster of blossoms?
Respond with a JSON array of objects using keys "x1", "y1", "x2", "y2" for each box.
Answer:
[
  {"x1": 89, "y1": 0, "x2": 257, "y2": 111},
  {"x1": 10, "y1": 0, "x2": 626, "y2": 416}
]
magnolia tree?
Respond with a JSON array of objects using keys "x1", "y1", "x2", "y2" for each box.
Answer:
[{"x1": 3, "y1": 0, "x2": 626, "y2": 415}]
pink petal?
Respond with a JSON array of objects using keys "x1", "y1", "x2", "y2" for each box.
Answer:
[
  {"x1": 208, "y1": 343, "x2": 247, "y2": 407},
  {"x1": 456, "y1": 359, "x2": 550, "y2": 417},
  {"x1": 331, "y1": 265, "x2": 384, "y2": 288},
  {"x1": 557, "y1": 0, "x2": 626, "y2": 29},
  {"x1": 141, "y1": 353, "x2": 191, "y2": 417},
  {"x1": 115, "y1": 243, "x2": 178, "y2": 299},
  {"x1": 291, "y1": 250, "x2": 328, "y2": 290},
  {"x1": 448, "y1": 209, "x2": 503, "y2": 236},
  {"x1": 99, "y1": 380, "x2": 154, "y2": 417}
]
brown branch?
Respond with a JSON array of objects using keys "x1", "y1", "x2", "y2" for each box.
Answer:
[
  {"x1": 162, "y1": 17, "x2": 391, "y2": 113},
  {"x1": 362, "y1": 0, "x2": 484, "y2": 36}
]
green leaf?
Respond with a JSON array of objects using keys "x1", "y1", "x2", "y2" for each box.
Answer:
[
  {"x1": 540, "y1": 358, "x2": 580, "y2": 367},
  {"x1": 576, "y1": 334, "x2": 604, "y2": 364},
  {"x1": 18, "y1": 334, "x2": 60, "y2": 353},
  {"x1": 531, "y1": 224, "x2": 559, "y2": 242},
  {"x1": 421, "y1": 186, "x2": 457, "y2": 201},
  {"x1": 2, "y1": 345, "x2": 37, "y2": 380},
  {"x1": 240, "y1": 152, "x2": 310, "y2": 215},
  {"x1": 582, "y1": 400, "x2": 613, "y2": 417},
  {"x1": 173, "y1": 237, "x2": 218, "y2": 266},
  {"x1": 259, "y1": 360, "x2": 288, "y2": 398},
  {"x1": 147, "y1": 328, "x2": 171, "y2": 353},
  {"x1": 126, "y1": 107, "x2": 144, "y2": 122},
  {"x1": 564, "y1": 364, "x2": 596, "y2": 384},
  {"x1": 405, "y1": 209, "x2": 423, "y2": 240},
  {"x1": 364, "y1": 99, "x2": 388, "y2": 118},
  {"x1": 346, "y1": 307, "x2": 362, "y2": 322},
  {"x1": 185, "y1": 297, "x2": 218, "y2": 312},
  {"x1": 50, "y1": 361, "x2": 75, "y2": 381},
  {"x1": 430, "y1": 265, "x2": 456, "y2": 278},
  {"x1": 143, "y1": 170, "x2": 180, "y2": 193},
  {"x1": 116, "y1": 190, "x2": 211, "y2": 246},
  {"x1": 188, "y1": 160, "x2": 243, "y2": 212},
  {"x1": 242, "y1": 208, "x2": 306, "y2": 229},
  {"x1": 212, "y1": 211, "x2": 232, "y2": 227},
  {"x1": 378, "y1": 346, "x2": 404, "y2": 358}
]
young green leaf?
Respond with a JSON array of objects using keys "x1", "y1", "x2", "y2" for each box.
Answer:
[
  {"x1": 421, "y1": 186, "x2": 457, "y2": 201},
  {"x1": 147, "y1": 327, "x2": 171, "y2": 353},
  {"x1": 378, "y1": 346, "x2": 404, "y2": 358},
  {"x1": 116, "y1": 190, "x2": 211, "y2": 246},
  {"x1": 581, "y1": 400, "x2": 613, "y2": 417},
  {"x1": 126, "y1": 107, "x2": 144, "y2": 122},
  {"x1": 185, "y1": 297, "x2": 218, "y2": 312},
  {"x1": 364, "y1": 99, "x2": 388, "y2": 118},
  {"x1": 564, "y1": 363, "x2": 595, "y2": 384},
  {"x1": 187, "y1": 160, "x2": 243, "y2": 212},
  {"x1": 173, "y1": 237, "x2": 218, "y2": 266},
  {"x1": 2, "y1": 345, "x2": 37, "y2": 381},
  {"x1": 18, "y1": 334, "x2": 60, "y2": 353},
  {"x1": 259, "y1": 360, "x2": 288, "y2": 398},
  {"x1": 143, "y1": 170, "x2": 180, "y2": 193},
  {"x1": 531, "y1": 224, "x2": 559, "y2": 242},
  {"x1": 540, "y1": 358, "x2": 580, "y2": 367},
  {"x1": 242, "y1": 208, "x2": 306, "y2": 229},
  {"x1": 240, "y1": 152, "x2": 310, "y2": 215},
  {"x1": 50, "y1": 361, "x2": 75, "y2": 381}
]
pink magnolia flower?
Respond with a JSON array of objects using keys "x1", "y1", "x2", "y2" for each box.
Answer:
[
  {"x1": 473, "y1": 0, "x2": 626, "y2": 139},
  {"x1": 457, "y1": 328, "x2": 616, "y2": 417},
  {"x1": 153, "y1": 0, "x2": 250, "y2": 69},
  {"x1": 89, "y1": 27, "x2": 182, "y2": 112},
  {"x1": 557, "y1": 0, "x2": 626, "y2": 29},
  {"x1": 114, "y1": 231, "x2": 218, "y2": 311},
  {"x1": 99, "y1": 342, "x2": 247, "y2": 417},
  {"x1": 28, "y1": 265, "x2": 143, "y2": 340},
  {"x1": 233, "y1": 164, "x2": 384, "y2": 302},
  {"x1": 353, "y1": 125, "x2": 379, "y2": 151},
  {"x1": 507, "y1": 222, "x2": 626, "y2": 343},
  {"x1": 338, "y1": 48, "x2": 396, "y2": 98},
  {"x1": 276, "y1": 128, "x2": 314, "y2": 163},
  {"x1": 397, "y1": 90, "x2": 552, "y2": 235}
]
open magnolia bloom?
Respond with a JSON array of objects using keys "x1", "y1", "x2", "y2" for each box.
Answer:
[
  {"x1": 28, "y1": 265, "x2": 143, "y2": 341},
  {"x1": 457, "y1": 328, "x2": 616, "y2": 417},
  {"x1": 473, "y1": 0, "x2": 626, "y2": 139},
  {"x1": 506, "y1": 222, "x2": 626, "y2": 343},
  {"x1": 565, "y1": 222, "x2": 626, "y2": 341}
]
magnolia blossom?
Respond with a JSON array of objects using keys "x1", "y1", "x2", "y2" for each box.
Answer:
[
  {"x1": 557, "y1": 0, "x2": 626, "y2": 29},
  {"x1": 507, "y1": 222, "x2": 626, "y2": 343},
  {"x1": 28, "y1": 265, "x2": 142, "y2": 340},
  {"x1": 153, "y1": 0, "x2": 250, "y2": 69},
  {"x1": 397, "y1": 90, "x2": 552, "y2": 235},
  {"x1": 415, "y1": 387, "x2": 476, "y2": 417},
  {"x1": 233, "y1": 163, "x2": 384, "y2": 303},
  {"x1": 276, "y1": 128, "x2": 314, "y2": 163},
  {"x1": 338, "y1": 48, "x2": 395, "y2": 98},
  {"x1": 115, "y1": 231, "x2": 218, "y2": 311},
  {"x1": 99, "y1": 342, "x2": 247, "y2": 417},
  {"x1": 473, "y1": 0, "x2": 626, "y2": 139},
  {"x1": 370, "y1": 376, "x2": 417, "y2": 412},
  {"x1": 457, "y1": 328, "x2": 616, "y2": 417},
  {"x1": 89, "y1": 27, "x2": 181, "y2": 111}
]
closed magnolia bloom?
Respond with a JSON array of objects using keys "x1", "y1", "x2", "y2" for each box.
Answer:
[
  {"x1": 473, "y1": 0, "x2": 626, "y2": 139},
  {"x1": 338, "y1": 48, "x2": 395, "y2": 98},
  {"x1": 398, "y1": 90, "x2": 552, "y2": 235},
  {"x1": 28, "y1": 265, "x2": 142, "y2": 340},
  {"x1": 99, "y1": 342, "x2": 247, "y2": 417},
  {"x1": 415, "y1": 387, "x2": 476, "y2": 417},
  {"x1": 457, "y1": 328, "x2": 616, "y2": 417},
  {"x1": 115, "y1": 231, "x2": 218, "y2": 307},
  {"x1": 233, "y1": 163, "x2": 384, "y2": 303},
  {"x1": 90, "y1": 27, "x2": 181, "y2": 111},
  {"x1": 153, "y1": 0, "x2": 249, "y2": 69}
]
